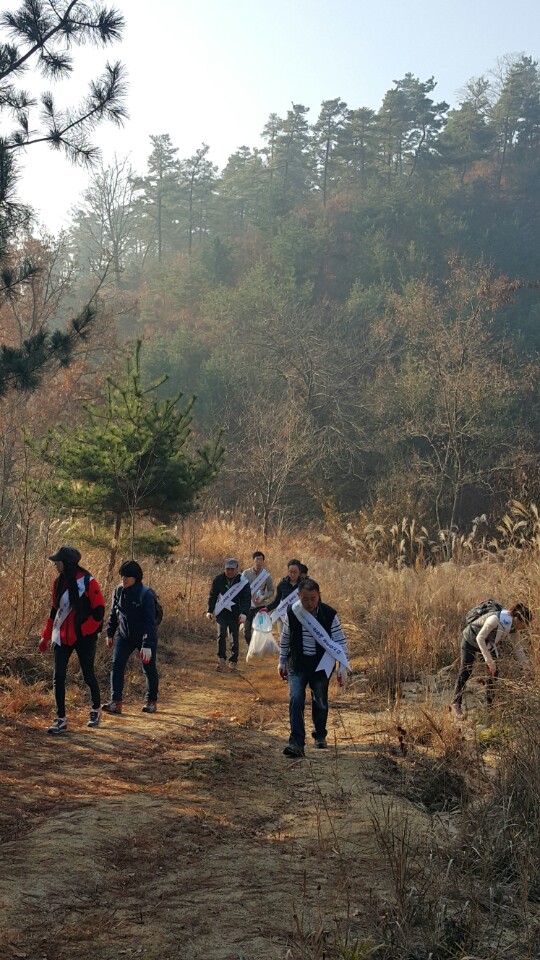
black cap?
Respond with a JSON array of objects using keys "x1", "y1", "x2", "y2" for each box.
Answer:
[
  {"x1": 48, "y1": 546, "x2": 81, "y2": 565},
  {"x1": 119, "y1": 560, "x2": 143, "y2": 581}
]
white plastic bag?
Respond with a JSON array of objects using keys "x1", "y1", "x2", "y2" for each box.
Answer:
[
  {"x1": 253, "y1": 611, "x2": 273, "y2": 632},
  {"x1": 246, "y1": 628, "x2": 279, "y2": 662}
]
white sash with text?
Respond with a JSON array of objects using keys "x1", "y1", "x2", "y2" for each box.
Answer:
[
  {"x1": 215, "y1": 575, "x2": 249, "y2": 615},
  {"x1": 249, "y1": 568, "x2": 270, "y2": 602},
  {"x1": 270, "y1": 587, "x2": 299, "y2": 624},
  {"x1": 291, "y1": 600, "x2": 350, "y2": 678},
  {"x1": 52, "y1": 577, "x2": 88, "y2": 645}
]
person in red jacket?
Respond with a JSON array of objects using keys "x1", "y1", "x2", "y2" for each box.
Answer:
[{"x1": 39, "y1": 545, "x2": 105, "y2": 734}]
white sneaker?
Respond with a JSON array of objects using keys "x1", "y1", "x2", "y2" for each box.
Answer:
[{"x1": 47, "y1": 717, "x2": 68, "y2": 734}]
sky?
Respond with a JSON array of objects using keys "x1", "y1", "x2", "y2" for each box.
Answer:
[{"x1": 6, "y1": 0, "x2": 540, "y2": 232}]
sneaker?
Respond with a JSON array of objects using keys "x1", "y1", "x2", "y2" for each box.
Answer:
[
  {"x1": 47, "y1": 717, "x2": 68, "y2": 735},
  {"x1": 451, "y1": 703, "x2": 463, "y2": 719},
  {"x1": 228, "y1": 661, "x2": 238, "y2": 672},
  {"x1": 87, "y1": 709, "x2": 101, "y2": 728},
  {"x1": 283, "y1": 743, "x2": 305, "y2": 758},
  {"x1": 216, "y1": 659, "x2": 226, "y2": 672},
  {"x1": 102, "y1": 701, "x2": 122, "y2": 715},
  {"x1": 141, "y1": 701, "x2": 157, "y2": 713},
  {"x1": 315, "y1": 738, "x2": 328, "y2": 749}
]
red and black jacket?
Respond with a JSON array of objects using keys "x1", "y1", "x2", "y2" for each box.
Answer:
[{"x1": 41, "y1": 570, "x2": 105, "y2": 647}]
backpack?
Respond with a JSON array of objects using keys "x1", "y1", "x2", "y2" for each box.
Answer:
[
  {"x1": 141, "y1": 585, "x2": 163, "y2": 626},
  {"x1": 113, "y1": 584, "x2": 163, "y2": 626},
  {"x1": 464, "y1": 599, "x2": 503, "y2": 627}
]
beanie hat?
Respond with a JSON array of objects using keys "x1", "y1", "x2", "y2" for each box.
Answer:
[{"x1": 119, "y1": 560, "x2": 143, "y2": 581}]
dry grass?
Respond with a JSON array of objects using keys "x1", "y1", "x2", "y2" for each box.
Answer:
[{"x1": 2, "y1": 511, "x2": 540, "y2": 958}]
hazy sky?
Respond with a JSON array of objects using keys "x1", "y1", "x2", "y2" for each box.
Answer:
[{"x1": 10, "y1": 0, "x2": 540, "y2": 231}]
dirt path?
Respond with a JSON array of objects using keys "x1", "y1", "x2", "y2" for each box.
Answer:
[{"x1": 0, "y1": 640, "x2": 410, "y2": 960}]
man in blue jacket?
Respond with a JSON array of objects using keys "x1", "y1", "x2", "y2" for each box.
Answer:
[{"x1": 102, "y1": 560, "x2": 159, "y2": 714}]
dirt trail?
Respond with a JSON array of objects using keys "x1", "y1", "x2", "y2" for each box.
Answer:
[{"x1": 0, "y1": 639, "x2": 411, "y2": 960}]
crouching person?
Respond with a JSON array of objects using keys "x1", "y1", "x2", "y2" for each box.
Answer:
[
  {"x1": 278, "y1": 577, "x2": 349, "y2": 757},
  {"x1": 103, "y1": 560, "x2": 159, "y2": 715},
  {"x1": 451, "y1": 601, "x2": 532, "y2": 718}
]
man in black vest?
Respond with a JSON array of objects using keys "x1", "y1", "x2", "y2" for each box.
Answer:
[{"x1": 278, "y1": 578, "x2": 348, "y2": 757}]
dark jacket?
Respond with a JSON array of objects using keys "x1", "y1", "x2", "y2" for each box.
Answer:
[
  {"x1": 267, "y1": 576, "x2": 300, "y2": 612},
  {"x1": 287, "y1": 600, "x2": 338, "y2": 674},
  {"x1": 208, "y1": 573, "x2": 251, "y2": 619},
  {"x1": 106, "y1": 582, "x2": 158, "y2": 651}
]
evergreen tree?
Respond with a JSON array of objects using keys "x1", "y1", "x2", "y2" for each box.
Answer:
[
  {"x1": 178, "y1": 144, "x2": 217, "y2": 254},
  {"x1": 312, "y1": 98, "x2": 349, "y2": 206},
  {"x1": 135, "y1": 134, "x2": 180, "y2": 261},
  {"x1": 0, "y1": 0, "x2": 126, "y2": 395},
  {"x1": 41, "y1": 341, "x2": 224, "y2": 565}
]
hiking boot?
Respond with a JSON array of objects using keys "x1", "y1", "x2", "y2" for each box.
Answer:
[
  {"x1": 315, "y1": 737, "x2": 328, "y2": 749},
  {"x1": 451, "y1": 703, "x2": 463, "y2": 719},
  {"x1": 47, "y1": 717, "x2": 68, "y2": 735},
  {"x1": 228, "y1": 661, "x2": 238, "y2": 672},
  {"x1": 141, "y1": 701, "x2": 157, "y2": 713},
  {"x1": 87, "y1": 709, "x2": 101, "y2": 728},
  {"x1": 216, "y1": 659, "x2": 226, "y2": 672},
  {"x1": 102, "y1": 700, "x2": 122, "y2": 715},
  {"x1": 283, "y1": 743, "x2": 305, "y2": 758}
]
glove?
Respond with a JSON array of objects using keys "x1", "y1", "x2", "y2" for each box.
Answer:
[
  {"x1": 337, "y1": 666, "x2": 349, "y2": 689},
  {"x1": 278, "y1": 659, "x2": 288, "y2": 680},
  {"x1": 106, "y1": 635, "x2": 114, "y2": 649},
  {"x1": 486, "y1": 660, "x2": 498, "y2": 677},
  {"x1": 238, "y1": 614, "x2": 247, "y2": 624},
  {"x1": 38, "y1": 636, "x2": 50, "y2": 653},
  {"x1": 140, "y1": 646, "x2": 152, "y2": 664},
  {"x1": 206, "y1": 612, "x2": 214, "y2": 621}
]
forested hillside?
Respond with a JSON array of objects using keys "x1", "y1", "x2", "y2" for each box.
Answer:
[{"x1": 4, "y1": 52, "x2": 540, "y2": 547}]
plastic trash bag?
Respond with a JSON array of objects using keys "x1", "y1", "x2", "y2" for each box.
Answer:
[
  {"x1": 253, "y1": 611, "x2": 273, "y2": 632},
  {"x1": 246, "y1": 628, "x2": 279, "y2": 662}
]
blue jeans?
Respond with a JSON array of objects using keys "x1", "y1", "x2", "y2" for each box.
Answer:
[
  {"x1": 111, "y1": 635, "x2": 159, "y2": 703},
  {"x1": 287, "y1": 663, "x2": 330, "y2": 747}
]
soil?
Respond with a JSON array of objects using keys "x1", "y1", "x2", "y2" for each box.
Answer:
[{"x1": 0, "y1": 634, "x2": 443, "y2": 960}]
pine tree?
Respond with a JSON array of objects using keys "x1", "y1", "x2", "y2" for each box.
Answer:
[
  {"x1": 41, "y1": 341, "x2": 224, "y2": 567},
  {"x1": 0, "y1": 0, "x2": 127, "y2": 395}
]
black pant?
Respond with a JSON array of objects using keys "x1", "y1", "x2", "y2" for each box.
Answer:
[
  {"x1": 244, "y1": 607, "x2": 263, "y2": 646},
  {"x1": 453, "y1": 635, "x2": 498, "y2": 707},
  {"x1": 216, "y1": 614, "x2": 240, "y2": 663},
  {"x1": 53, "y1": 637, "x2": 101, "y2": 717}
]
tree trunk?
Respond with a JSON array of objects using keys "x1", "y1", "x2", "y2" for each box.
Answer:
[{"x1": 107, "y1": 513, "x2": 122, "y2": 579}]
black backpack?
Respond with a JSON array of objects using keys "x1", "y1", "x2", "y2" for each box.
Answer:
[
  {"x1": 141, "y1": 585, "x2": 163, "y2": 626},
  {"x1": 464, "y1": 598, "x2": 503, "y2": 627},
  {"x1": 113, "y1": 584, "x2": 163, "y2": 626}
]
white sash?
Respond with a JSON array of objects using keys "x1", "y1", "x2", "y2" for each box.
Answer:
[
  {"x1": 291, "y1": 599, "x2": 350, "y2": 678},
  {"x1": 249, "y1": 568, "x2": 270, "y2": 601},
  {"x1": 270, "y1": 587, "x2": 299, "y2": 624},
  {"x1": 51, "y1": 577, "x2": 88, "y2": 645},
  {"x1": 215, "y1": 575, "x2": 249, "y2": 615}
]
